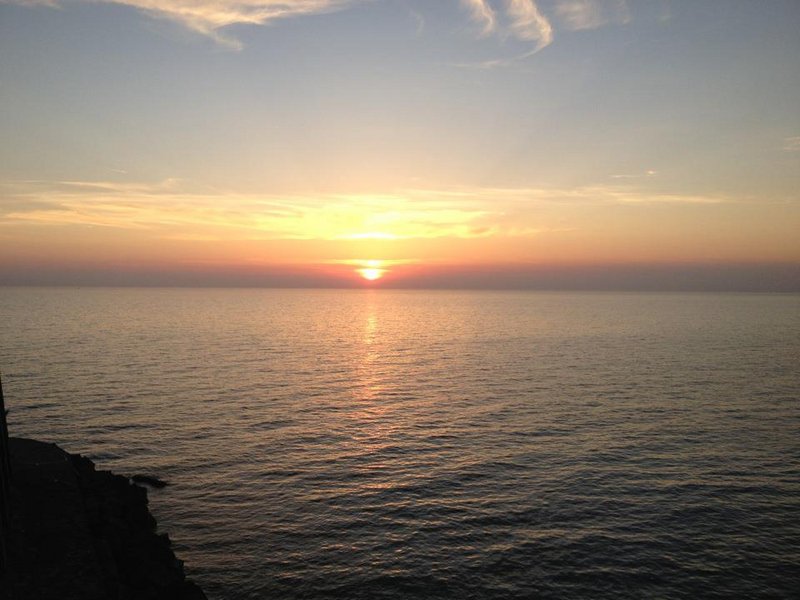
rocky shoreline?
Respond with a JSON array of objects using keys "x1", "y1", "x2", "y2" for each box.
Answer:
[{"x1": 4, "y1": 437, "x2": 206, "y2": 600}]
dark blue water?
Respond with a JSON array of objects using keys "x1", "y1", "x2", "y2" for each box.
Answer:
[{"x1": 2, "y1": 288, "x2": 798, "y2": 598}]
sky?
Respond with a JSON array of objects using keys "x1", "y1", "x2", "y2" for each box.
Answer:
[{"x1": 1, "y1": 0, "x2": 799, "y2": 290}]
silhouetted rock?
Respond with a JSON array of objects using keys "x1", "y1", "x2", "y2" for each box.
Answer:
[{"x1": 6, "y1": 437, "x2": 207, "y2": 600}]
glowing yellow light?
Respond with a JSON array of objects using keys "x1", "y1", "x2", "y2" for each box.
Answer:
[
  {"x1": 353, "y1": 259, "x2": 389, "y2": 281},
  {"x1": 344, "y1": 232, "x2": 399, "y2": 240},
  {"x1": 357, "y1": 268, "x2": 385, "y2": 281}
]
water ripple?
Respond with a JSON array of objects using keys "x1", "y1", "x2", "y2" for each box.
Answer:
[{"x1": 1, "y1": 288, "x2": 799, "y2": 599}]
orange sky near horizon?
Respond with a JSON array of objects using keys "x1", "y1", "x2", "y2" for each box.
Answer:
[
  {"x1": 2, "y1": 182, "x2": 798, "y2": 283},
  {"x1": 3, "y1": 207, "x2": 799, "y2": 287}
]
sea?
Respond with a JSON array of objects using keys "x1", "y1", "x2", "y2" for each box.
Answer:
[{"x1": 1, "y1": 287, "x2": 798, "y2": 599}]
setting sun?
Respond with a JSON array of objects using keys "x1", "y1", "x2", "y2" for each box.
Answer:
[
  {"x1": 357, "y1": 267, "x2": 385, "y2": 281},
  {"x1": 355, "y1": 260, "x2": 387, "y2": 281}
]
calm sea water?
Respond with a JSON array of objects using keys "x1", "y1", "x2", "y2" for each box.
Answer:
[{"x1": 1, "y1": 288, "x2": 799, "y2": 599}]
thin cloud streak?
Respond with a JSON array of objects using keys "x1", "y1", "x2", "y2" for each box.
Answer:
[
  {"x1": 555, "y1": 0, "x2": 629, "y2": 31},
  {"x1": 1, "y1": 179, "x2": 731, "y2": 244},
  {"x1": 783, "y1": 136, "x2": 800, "y2": 152},
  {"x1": 408, "y1": 7, "x2": 425, "y2": 37},
  {"x1": 1, "y1": 180, "x2": 495, "y2": 240},
  {"x1": 610, "y1": 170, "x2": 657, "y2": 179}
]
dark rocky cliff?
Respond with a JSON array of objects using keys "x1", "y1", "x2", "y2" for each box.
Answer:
[{"x1": 3, "y1": 437, "x2": 206, "y2": 600}]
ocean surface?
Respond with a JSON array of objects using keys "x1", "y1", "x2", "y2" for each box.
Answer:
[{"x1": 1, "y1": 287, "x2": 798, "y2": 599}]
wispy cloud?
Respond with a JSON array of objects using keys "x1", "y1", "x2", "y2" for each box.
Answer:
[
  {"x1": 7, "y1": 0, "x2": 357, "y2": 49},
  {"x1": 457, "y1": 0, "x2": 631, "y2": 67},
  {"x1": 610, "y1": 169, "x2": 657, "y2": 179},
  {"x1": 555, "y1": 0, "x2": 629, "y2": 31},
  {"x1": 459, "y1": 0, "x2": 553, "y2": 64},
  {"x1": 408, "y1": 7, "x2": 425, "y2": 37},
  {"x1": 506, "y1": 0, "x2": 553, "y2": 48},
  {"x1": 461, "y1": 0, "x2": 497, "y2": 36},
  {"x1": 411, "y1": 184, "x2": 727, "y2": 206},
  {"x1": 1, "y1": 179, "x2": 730, "y2": 244},
  {"x1": 0, "y1": 179, "x2": 495, "y2": 240},
  {"x1": 784, "y1": 136, "x2": 800, "y2": 152},
  {"x1": 9, "y1": 0, "x2": 633, "y2": 54}
]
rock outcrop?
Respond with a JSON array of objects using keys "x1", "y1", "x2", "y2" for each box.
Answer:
[{"x1": 4, "y1": 437, "x2": 206, "y2": 600}]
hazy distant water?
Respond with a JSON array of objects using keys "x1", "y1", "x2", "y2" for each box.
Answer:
[{"x1": 2, "y1": 288, "x2": 799, "y2": 599}]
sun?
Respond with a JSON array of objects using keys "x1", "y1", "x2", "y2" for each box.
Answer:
[
  {"x1": 357, "y1": 267, "x2": 385, "y2": 281},
  {"x1": 356, "y1": 260, "x2": 387, "y2": 281}
]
